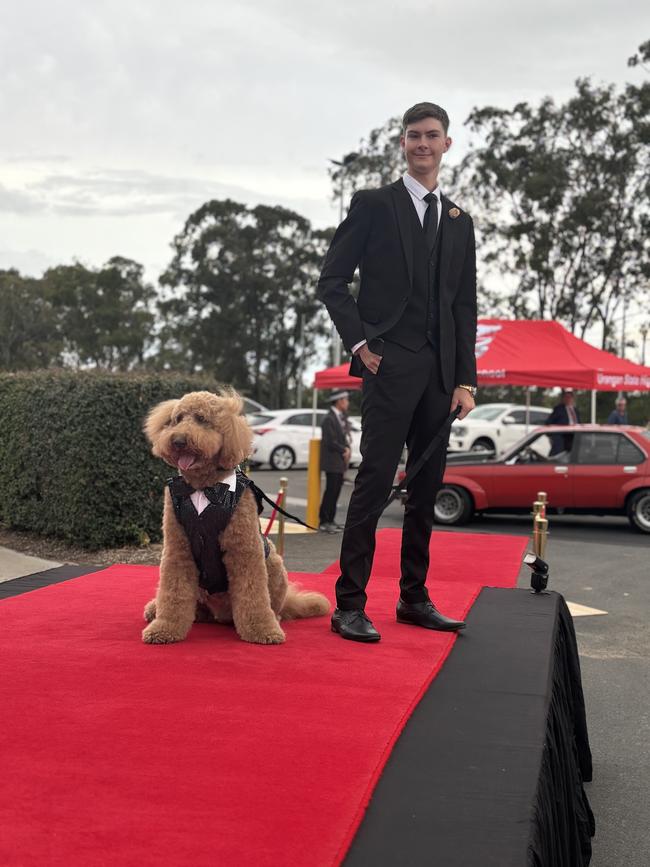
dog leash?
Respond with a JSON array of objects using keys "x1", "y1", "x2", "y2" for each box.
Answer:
[{"x1": 248, "y1": 406, "x2": 461, "y2": 533}]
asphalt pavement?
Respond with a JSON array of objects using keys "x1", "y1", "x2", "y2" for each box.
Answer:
[{"x1": 254, "y1": 466, "x2": 650, "y2": 867}]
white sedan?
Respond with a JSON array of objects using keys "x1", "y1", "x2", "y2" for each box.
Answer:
[
  {"x1": 448, "y1": 403, "x2": 552, "y2": 456},
  {"x1": 249, "y1": 409, "x2": 362, "y2": 470}
]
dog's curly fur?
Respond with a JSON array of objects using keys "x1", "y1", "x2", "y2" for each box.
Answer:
[{"x1": 142, "y1": 389, "x2": 330, "y2": 645}]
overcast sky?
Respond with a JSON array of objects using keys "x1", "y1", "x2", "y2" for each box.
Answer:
[{"x1": 1, "y1": 0, "x2": 648, "y2": 284}]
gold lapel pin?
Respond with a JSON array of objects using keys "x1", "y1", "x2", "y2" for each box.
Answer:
[{"x1": 448, "y1": 207, "x2": 461, "y2": 219}]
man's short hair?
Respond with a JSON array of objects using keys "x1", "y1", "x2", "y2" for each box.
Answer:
[{"x1": 402, "y1": 102, "x2": 450, "y2": 134}]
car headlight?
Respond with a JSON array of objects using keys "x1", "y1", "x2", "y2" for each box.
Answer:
[{"x1": 454, "y1": 426, "x2": 467, "y2": 437}]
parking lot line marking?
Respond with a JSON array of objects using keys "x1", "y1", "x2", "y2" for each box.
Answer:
[{"x1": 566, "y1": 601, "x2": 608, "y2": 617}]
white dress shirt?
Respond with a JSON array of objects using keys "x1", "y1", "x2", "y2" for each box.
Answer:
[
  {"x1": 332, "y1": 406, "x2": 351, "y2": 442},
  {"x1": 401, "y1": 171, "x2": 442, "y2": 228},
  {"x1": 351, "y1": 173, "x2": 441, "y2": 355}
]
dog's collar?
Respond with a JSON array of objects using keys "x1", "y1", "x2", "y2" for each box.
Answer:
[
  {"x1": 218, "y1": 470, "x2": 237, "y2": 492},
  {"x1": 172, "y1": 470, "x2": 237, "y2": 495}
]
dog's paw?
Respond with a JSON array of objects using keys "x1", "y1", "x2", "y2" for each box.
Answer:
[
  {"x1": 239, "y1": 623, "x2": 286, "y2": 645},
  {"x1": 142, "y1": 619, "x2": 185, "y2": 644},
  {"x1": 143, "y1": 599, "x2": 157, "y2": 623}
]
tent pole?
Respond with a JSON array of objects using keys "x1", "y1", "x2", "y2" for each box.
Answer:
[
  {"x1": 312, "y1": 388, "x2": 318, "y2": 436},
  {"x1": 525, "y1": 388, "x2": 531, "y2": 433},
  {"x1": 591, "y1": 390, "x2": 597, "y2": 424}
]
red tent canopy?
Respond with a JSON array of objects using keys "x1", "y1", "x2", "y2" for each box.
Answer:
[{"x1": 313, "y1": 319, "x2": 650, "y2": 392}]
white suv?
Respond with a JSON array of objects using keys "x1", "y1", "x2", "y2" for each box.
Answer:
[{"x1": 448, "y1": 403, "x2": 552, "y2": 456}]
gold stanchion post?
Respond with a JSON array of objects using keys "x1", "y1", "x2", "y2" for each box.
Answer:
[
  {"x1": 306, "y1": 439, "x2": 321, "y2": 531},
  {"x1": 277, "y1": 477, "x2": 288, "y2": 557},
  {"x1": 531, "y1": 491, "x2": 549, "y2": 559},
  {"x1": 533, "y1": 514, "x2": 549, "y2": 559},
  {"x1": 525, "y1": 492, "x2": 550, "y2": 593}
]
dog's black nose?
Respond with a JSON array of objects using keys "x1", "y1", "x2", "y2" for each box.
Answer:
[{"x1": 172, "y1": 436, "x2": 187, "y2": 449}]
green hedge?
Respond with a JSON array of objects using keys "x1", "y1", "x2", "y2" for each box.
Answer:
[{"x1": 0, "y1": 371, "x2": 221, "y2": 549}]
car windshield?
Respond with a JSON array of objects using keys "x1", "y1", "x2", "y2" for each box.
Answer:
[
  {"x1": 242, "y1": 398, "x2": 267, "y2": 414},
  {"x1": 248, "y1": 414, "x2": 275, "y2": 427},
  {"x1": 504, "y1": 431, "x2": 574, "y2": 465},
  {"x1": 469, "y1": 405, "x2": 507, "y2": 421}
]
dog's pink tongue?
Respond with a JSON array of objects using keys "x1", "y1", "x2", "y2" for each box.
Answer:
[{"x1": 177, "y1": 454, "x2": 196, "y2": 470}]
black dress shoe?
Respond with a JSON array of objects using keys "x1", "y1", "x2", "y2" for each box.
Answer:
[
  {"x1": 396, "y1": 599, "x2": 466, "y2": 632},
  {"x1": 331, "y1": 608, "x2": 381, "y2": 642}
]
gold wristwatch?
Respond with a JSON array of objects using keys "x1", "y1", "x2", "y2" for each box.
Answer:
[{"x1": 457, "y1": 384, "x2": 477, "y2": 397}]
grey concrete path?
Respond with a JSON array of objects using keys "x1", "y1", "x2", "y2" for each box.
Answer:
[{"x1": 0, "y1": 545, "x2": 61, "y2": 584}]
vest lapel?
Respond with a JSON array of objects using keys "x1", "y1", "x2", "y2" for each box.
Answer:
[
  {"x1": 390, "y1": 179, "x2": 414, "y2": 289},
  {"x1": 438, "y1": 195, "x2": 459, "y2": 292}
]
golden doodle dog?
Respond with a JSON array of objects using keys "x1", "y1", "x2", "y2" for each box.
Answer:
[{"x1": 142, "y1": 389, "x2": 330, "y2": 645}]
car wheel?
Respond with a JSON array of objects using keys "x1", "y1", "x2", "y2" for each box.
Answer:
[
  {"x1": 470, "y1": 437, "x2": 495, "y2": 453},
  {"x1": 270, "y1": 445, "x2": 296, "y2": 471},
  {"x1": 627, "y1": 489, "x2": 650, "y2": 534},
  {"x1": 434, "y1": 486, "x2": 473, "y2": 525}
]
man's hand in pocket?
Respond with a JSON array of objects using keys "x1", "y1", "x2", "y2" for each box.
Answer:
[{"x1": 357, "y1": 344, "x2": 382, "y2": 374}]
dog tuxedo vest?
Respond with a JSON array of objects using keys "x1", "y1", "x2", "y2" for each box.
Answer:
[{"x1": 167, "y1": 470, "x2": 269, "y2": 595}]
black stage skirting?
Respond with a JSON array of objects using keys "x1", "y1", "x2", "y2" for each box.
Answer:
[
  {"x1": 4, "y1": 571, "x2": 594, "y2": 865},
  {"x1": 345, "y1": 588, "x2": 595, "y2": 867}
]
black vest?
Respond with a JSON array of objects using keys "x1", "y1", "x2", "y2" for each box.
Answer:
[
  {"x1": 384, "y1": 201, "x2": 442, "y2": 352},
  {"x1": 167, "y1": 471, "x2": 269, "y2": 595}
]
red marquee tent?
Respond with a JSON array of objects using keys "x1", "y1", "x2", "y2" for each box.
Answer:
[{"x1": 313, "y1": 319, "x2": 650, "y2": 393}]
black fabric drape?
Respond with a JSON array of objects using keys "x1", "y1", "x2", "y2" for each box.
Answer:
[
  {"x1": 527, "y1": 596, "x2": 595, "y2": 866},
  {"x1": 344, "y1": 588, "x2": 595, "y2": 867}
]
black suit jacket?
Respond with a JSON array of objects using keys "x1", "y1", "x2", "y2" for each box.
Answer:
[
  {"x1": 320, "y1": 409, "x2": 349, "y2": 474},
  {"x1": 546, "y1": 404, "x2": 581, "y2": 426},
  {"x1": 317, "y1": 179, "x2": 477, "y2": 393}
]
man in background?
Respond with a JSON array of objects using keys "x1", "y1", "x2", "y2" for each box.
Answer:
[
  {"x1": 319, "y1": 390, "x2": 351, "y2": 533},
  {"x1": 607, "y1": 396, "x2": 628, "y2": 425},
  {"x1": 546, "y1": 389, "x2": 580, "y2": 455}
]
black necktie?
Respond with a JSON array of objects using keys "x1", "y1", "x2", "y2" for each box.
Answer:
[{"x1": 423, "y1": 192, "x2": 438, "y2": 252}]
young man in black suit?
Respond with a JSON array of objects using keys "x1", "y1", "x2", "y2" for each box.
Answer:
[{"x1": 318, "y1": 102, "x2": 477, "y2": 643}]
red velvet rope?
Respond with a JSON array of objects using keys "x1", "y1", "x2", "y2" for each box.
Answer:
[{"x1": 263, "y1": 489, "x2": 285, "y2": 537}]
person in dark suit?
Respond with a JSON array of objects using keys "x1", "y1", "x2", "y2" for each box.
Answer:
[
  {"x1": 546, "y1": 389, "x2": 580, "y2": 454},
  {"x1": 319, "y1": 390, "x2": 352, "y2": 532},
  {"x1": 318, "y1": 102, "x2": 477, "y2": 643}
]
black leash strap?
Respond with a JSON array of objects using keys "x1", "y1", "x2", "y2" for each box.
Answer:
[
  {"x1": 250, "y1": 406, "x2": 461, "y2": 534},
  {"x1": 250, "y1": 482, "x2": 320, "y2": 532},
  {"x1": 344, "y1": 405, "x2": 461, "y2": 530}
]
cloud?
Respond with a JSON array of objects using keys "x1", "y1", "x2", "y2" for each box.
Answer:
[
  {"x1": 0, "y1": 184, "x2": 41, "y2": 215},
  {"x1": 0, "y1": 0, "x2": 646, "y2": 278},
  {"x1": 0, "y1": 246, "x2": 55, "y2": 276},
  {"x1": 0, "y1": 167, "x2": 335, "y2": 226}
]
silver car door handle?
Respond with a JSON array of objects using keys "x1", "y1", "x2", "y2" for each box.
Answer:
[
  {"x1": 554, "y1": 466, "x2": 569, "y2": 473},
  {"x1": 623, "y1": 466, "x2": 638, "y2": 473}
]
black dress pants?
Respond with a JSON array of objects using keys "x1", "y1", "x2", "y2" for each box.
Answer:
[
  {"x1": 336, "y1": 341, "x2": 451, "y2": 611},
  {"x1": 320, "y1": 472, "x2": 344, "y2": 524}
]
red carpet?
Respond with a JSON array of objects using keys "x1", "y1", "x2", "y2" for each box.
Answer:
[
  {"x1": 323, "y1": 528, "x2": 528, "y2": 587},
  {"x1": 0, "y1": 532, "x2": 526, "y2": 867}
]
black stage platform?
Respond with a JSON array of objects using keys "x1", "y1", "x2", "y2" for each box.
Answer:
[
  {"x1": 3, "y1": 570, "x2": 594, "y2": 866},
  {"x1": 345, "y1": 587, "x2": 595, "y2": 867}
]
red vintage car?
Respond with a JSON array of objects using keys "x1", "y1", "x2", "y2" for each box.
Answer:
[{"x1": 434, "y1": 425, "x2": 650, "y2": 533}]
